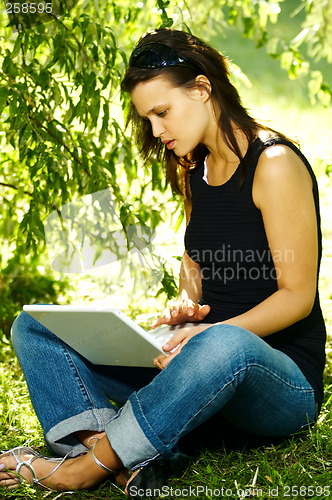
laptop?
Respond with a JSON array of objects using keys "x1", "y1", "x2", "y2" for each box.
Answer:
[{"x1": 23, "y1": 304, "x2": 204, "y2": 368}]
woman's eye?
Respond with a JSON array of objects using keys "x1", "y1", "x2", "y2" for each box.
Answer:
[{"x1": 157, "y1": 110, "x2": 167, "y2": 117}]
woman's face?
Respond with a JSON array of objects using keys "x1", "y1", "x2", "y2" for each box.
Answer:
[{"x1": 130, "y1": 75, "x2": 214, "y2": 157}]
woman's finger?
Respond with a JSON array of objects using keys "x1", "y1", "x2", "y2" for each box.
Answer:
[
  {"x1": 182, "y1": 299, "x2": 195, "y2": 316},
  {"x1": 154, "y1": 346, "x2": 181, "y2": 369},
  {"x1": 150, "y1": 302, "x2": 210, "y2": 329},
  {"x1": 162, "y1": 330, "x2": 186, "y2": 351},
  {"x1": 196, "y1": 304, "x2": 211, "y2": 319}
]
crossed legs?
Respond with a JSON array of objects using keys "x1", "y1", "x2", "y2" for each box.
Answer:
[{"x1": 0, "y1": 314, "x2": 317, "y2": 492}]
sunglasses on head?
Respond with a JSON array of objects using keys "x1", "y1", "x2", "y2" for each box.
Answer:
[{"x1": 130, "y1": 42, "x2": 199, "y2": 71}]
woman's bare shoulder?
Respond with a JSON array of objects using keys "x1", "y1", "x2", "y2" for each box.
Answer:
[{"x1": 252, "y1": 141, "x2": 313, "y2": 209}]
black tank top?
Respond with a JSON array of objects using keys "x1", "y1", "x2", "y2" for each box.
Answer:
[{"x1": 185, "y1": 135, "x2": 326, "y2": 411}]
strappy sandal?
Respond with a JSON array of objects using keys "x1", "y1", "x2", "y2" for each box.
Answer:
[{"x1": 0, "y1": 446, "x2": 75, "y2": 491}]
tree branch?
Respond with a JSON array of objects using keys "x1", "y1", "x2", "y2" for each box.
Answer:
[
  {"x1": 27, "y1": 114, "x2": 91, "y2": 177},
  {"x1": 0, "y1": 182, "x2": 32, "y2": 196}
]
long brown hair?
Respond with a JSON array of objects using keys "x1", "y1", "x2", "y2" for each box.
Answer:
[{"x1": 121, "y1": 29, "x2": 280, "y2": 198}]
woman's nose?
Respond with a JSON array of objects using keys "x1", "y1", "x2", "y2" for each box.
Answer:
[{"x1": 151, "y1": 119, "x2": 165, "y2": 138}]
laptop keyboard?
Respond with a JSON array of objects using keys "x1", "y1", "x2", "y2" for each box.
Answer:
[{"x1": 148, "y1": 325, "x2": 175, "y2": 344}]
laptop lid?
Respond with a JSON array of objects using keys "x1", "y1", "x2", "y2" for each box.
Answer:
[{"x1": 23, "y1": 304, "x2": 172, "y2": 368}]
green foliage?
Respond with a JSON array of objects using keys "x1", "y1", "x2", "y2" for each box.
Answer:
[
  {"x1": 0, "y1": 1, "x2": 181, "y2": 314},
  {"x1": 0, "y1": 254, "x2": 70, "y2": 338},
  {"x1": 1, "y1": 1, "x2": 181, "y2": 244},
  {"x1": 157, "y1": 265, "x2": 178, "y2": 300},
  {"x1": 157, "y1": 0, "x2": 174, "y2": 28},
  {"x1": 264, "y1": 0, "x2": 332, "y2": 105}
]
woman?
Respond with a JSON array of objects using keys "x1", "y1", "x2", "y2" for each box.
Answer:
[{"x1": 0, "y1": 28, "x2": 326, "y2": 496}]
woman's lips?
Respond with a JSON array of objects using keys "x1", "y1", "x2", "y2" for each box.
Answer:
[{"x1": 166, "y1": 140, "x2": 175, "y2": 150}]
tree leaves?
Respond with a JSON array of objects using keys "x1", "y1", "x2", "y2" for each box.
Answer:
[{"x1": 0, "y1": 87, "x2": 9, "y2": 115}]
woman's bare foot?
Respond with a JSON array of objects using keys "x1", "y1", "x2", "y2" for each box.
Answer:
[
  {"x1": 0, "y1": 450, "x2": 86, "y2": 490},
  {"x1": 0, "y1": 438, "x2": 123, "y2": 491},
  {"x1": 75, "y1": 430, "x2": 129, "y2": 487}
]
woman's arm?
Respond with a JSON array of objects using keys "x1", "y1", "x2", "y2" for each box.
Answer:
[
  {"x1": 221, "y1": 144, "x2": 318, "y2": 337},
  {"x1": 178, "y1": 251, "x2": 202, "y2": 303}
]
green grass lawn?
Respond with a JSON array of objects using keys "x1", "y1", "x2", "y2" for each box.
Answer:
[{"x1": 0, "y1": 336, "x2": 332, "y2": 500}]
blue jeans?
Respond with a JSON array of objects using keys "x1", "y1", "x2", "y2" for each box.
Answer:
[{"x1": 11, "y1": 311, "x2": 317, "y2": 470}]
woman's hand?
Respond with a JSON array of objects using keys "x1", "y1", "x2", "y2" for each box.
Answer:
[
  {"x1": 153, "y1": 322, "x2": 212, "y2": 370},
  {"x1": 150, "y1": 299, "x2": 210, "y2": 329}
]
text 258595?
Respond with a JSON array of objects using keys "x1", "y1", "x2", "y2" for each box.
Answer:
[{"x1": 5, "y1": 3, "x2": 52, "y2": 14}]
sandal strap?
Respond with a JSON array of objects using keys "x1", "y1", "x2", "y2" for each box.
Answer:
[
  {"x1": 5, "y1": 446, "x2": 75, "y2": 491},
  {"x1": 34, "y1": 451, "x2": 74, "y2": 487},
  {"x1": 16, "y1": 458, "x2": 38, "y2": 483},
  {"x1": 90, "y1": 443, "x2": 115, "y2": 474},
  {"x1": 11, "y1": 447, "x2": 40, "y2": 484}
]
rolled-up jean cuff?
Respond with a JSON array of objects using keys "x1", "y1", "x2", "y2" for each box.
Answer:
[
  {"x1": 105, "y1": 396, "x2": 161, "y2": 470},
  {"x1": 46, "y1": 408, "x2": 117, "y2": 457}
]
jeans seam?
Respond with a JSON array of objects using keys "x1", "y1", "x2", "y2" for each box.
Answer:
[
  {"x1": 243, "y1": 361, "x2": 316, "y2": 392},
  {"x1": 62, "y1": 342, "x2": 98, "y2": 408}
]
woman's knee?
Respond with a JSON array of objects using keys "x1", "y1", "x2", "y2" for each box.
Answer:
[
  {"x1": 11, "y1": 311, "x2": 27, "y2": 342},
  {"x1": 178, "y1": 324, "x2": 260, "y2": 386},
  {"x1": 190, "y1": 323, "x2": 261, "y2": 365},
  {"x1": 11, "y1": 310, "x2": 46, "y2": 353}
]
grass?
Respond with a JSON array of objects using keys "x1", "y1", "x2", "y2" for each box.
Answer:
[{"x1": 0, "y1": 347, "x2": 332, "y2": 500}]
